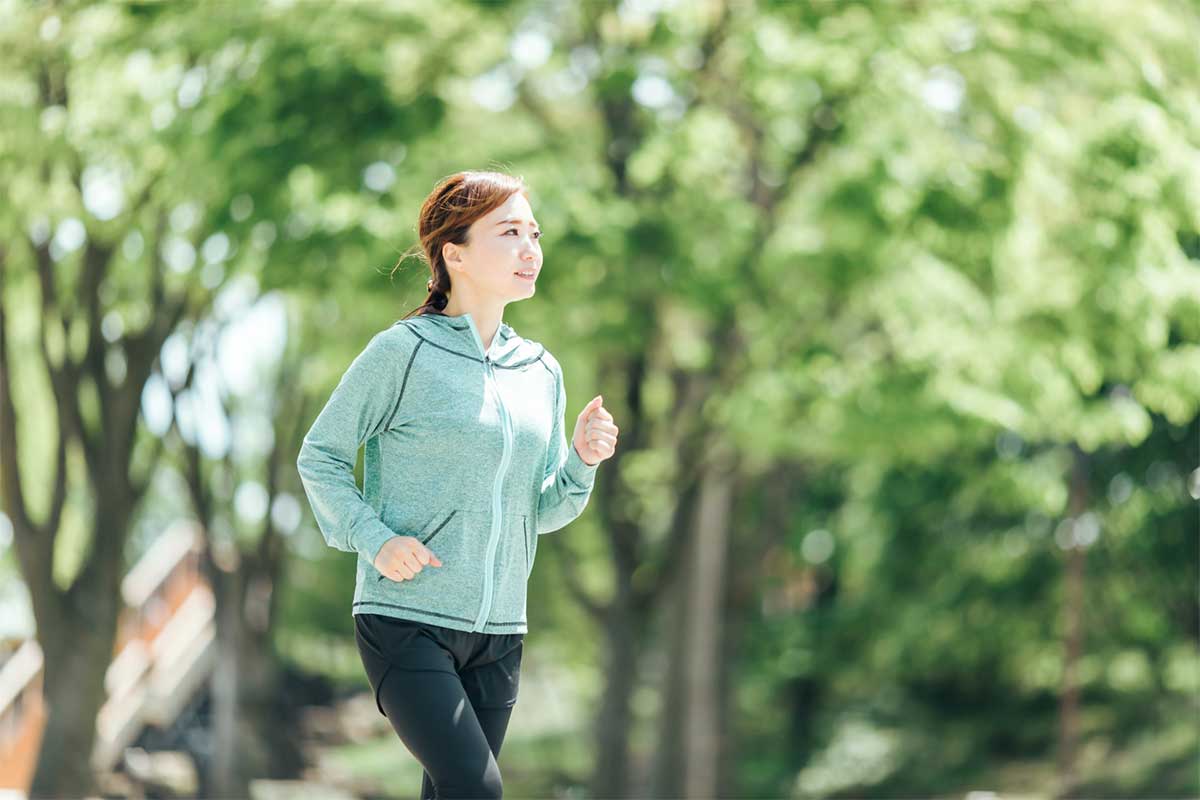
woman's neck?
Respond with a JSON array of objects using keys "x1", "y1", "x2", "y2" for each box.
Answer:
[{"x1": 440, "y1": 296, "x2": 504, "y2": 353}]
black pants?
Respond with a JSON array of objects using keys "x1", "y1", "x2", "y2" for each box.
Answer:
[{"x1": 353, "y1": 612, "x2": 524, "y2": 799}]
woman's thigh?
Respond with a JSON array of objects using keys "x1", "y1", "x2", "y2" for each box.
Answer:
[
  {"x1": 418, "y1": 705, "x2": 514, "y2": 800},
  {"x1": 375, "y1": 666, "x2": 506, "y2": 798}
]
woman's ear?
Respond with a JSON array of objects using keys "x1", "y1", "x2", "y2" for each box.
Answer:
[{"x1": 443, "y1": 239, "x2": 471, "y2": 272}]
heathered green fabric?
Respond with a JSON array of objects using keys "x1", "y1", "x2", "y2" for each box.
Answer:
[{"x1": 296, "y1": 311, "x2": 599, "y2": 634}]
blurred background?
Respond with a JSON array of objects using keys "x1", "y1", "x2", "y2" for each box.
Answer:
[{"x1": 0, "y1": 0, "x2": 1197, "y2": 798}]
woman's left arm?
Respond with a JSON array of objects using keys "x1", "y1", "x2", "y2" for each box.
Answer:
[{"x1": 536, "y1": 365, "x2": 618, "y2": 534}]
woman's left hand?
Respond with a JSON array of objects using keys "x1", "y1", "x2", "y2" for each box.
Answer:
[{"x1": 572, "y1": 395, "x2": 619, "y2": 466}]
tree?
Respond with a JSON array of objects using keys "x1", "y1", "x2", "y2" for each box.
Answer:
[{"x1": 0, "y1": 2, "x2": 457, "y2": 793}]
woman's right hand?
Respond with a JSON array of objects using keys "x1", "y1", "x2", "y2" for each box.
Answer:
[{"x1": 374, "y1": 536, "x2": 443, "y2": 582}]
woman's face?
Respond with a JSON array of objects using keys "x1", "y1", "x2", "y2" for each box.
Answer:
[{"x1": 444, "y1": 192, "x2": 542, "y2": 304}]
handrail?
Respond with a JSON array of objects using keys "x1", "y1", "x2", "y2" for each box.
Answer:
[
  {"x1": 122, "y1": 521, "x2": 203, "y2": 609},
  {"x1": 0, "y1": 641, "x2": 41, "y2": 721}
]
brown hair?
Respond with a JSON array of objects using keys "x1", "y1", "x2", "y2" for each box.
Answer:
[{"x1": 395, "y1": 170, "x2": 530, "y2": 319}]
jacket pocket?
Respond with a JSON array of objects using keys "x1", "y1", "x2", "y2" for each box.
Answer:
[
  {"x1": 482, "y1": 513, "x2": 532, "y2": 626},
  {"x1": 366, "y1": 510, "x2": 487, "y2": 625},
  {"x1": 520, "y1": 520, "x2": 530, "y2": 575},
  {"x1": 520, "y1": 515, "x2": 535, "y2": 578},
  {"x1": 376, "y1": 510, "x2": 457, "y2": 582},
  {"x1": 421, "y1": 510, "x2": 457, "y2": 545}
]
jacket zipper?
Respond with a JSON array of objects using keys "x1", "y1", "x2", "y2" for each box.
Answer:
[{"x1": 472, "y1": 353, "x2": 514, "y2": 631}]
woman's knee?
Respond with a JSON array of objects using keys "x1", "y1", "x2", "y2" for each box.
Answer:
[{"x1": 436, "y1": 762, "x2": 503, "y2": 799}]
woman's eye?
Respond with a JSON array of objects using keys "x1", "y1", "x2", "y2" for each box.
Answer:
[{"x1": 506, "y1": 228, "x2": 542, "y2": 239}]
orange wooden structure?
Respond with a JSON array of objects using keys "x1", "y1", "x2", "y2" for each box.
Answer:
[{"x1": 0, "y1": 521, "x2": 214, "y2": 795}]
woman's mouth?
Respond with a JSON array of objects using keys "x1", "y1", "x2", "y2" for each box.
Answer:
[{"x1": 514, "y1": 270, "x2": 537, "y2": 281}]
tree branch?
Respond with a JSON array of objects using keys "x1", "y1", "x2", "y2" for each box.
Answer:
[
  {"x1": 80, "y1": 239, "x2": 114, "y2": 399},
  {"x1": 0, "y1": 247, "x2": 32, "y2": 537},
  {"x1": 27, "y1": 242, "x2": 80, "y2": 552},
  {"x1": 552, "y1": 538, "x2": 608, "y2": 623},
  {"x1": 257, "y1": 348, "x2": 308, "y2": 568}
]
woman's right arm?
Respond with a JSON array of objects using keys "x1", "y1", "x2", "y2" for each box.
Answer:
[{"x1": 296, "y1": 327, "x2": 410, "y2": 566}]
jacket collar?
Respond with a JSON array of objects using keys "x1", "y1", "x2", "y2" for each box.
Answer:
[{"x1": 398, "y1": 312, "x2": 543, "y2": 367}]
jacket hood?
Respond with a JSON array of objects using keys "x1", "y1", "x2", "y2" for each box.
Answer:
[{"x1": 397, "y1": 311, "x2": 545, "y2": 367}]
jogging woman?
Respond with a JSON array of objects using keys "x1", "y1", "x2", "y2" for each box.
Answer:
[{"x1": 296, "y1": 170, "x2": 618, "y2": 799}]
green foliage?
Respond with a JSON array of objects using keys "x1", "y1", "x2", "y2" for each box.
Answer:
[{"x1": 1, "y1": 0, "x2": 1196, "y2": 795}]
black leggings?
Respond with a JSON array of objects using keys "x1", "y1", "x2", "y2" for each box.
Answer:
[{"x1": 353, "y1": 612, "x2": 524, "y2": 799}]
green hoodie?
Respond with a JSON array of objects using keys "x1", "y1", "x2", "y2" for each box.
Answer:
[{"x1": 296, "y1": 311, "x2": 599, "y2": 634}]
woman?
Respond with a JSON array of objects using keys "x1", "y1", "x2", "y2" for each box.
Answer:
[{"x1": 296, "y1": 170, "x2": 619, "y2": 799}]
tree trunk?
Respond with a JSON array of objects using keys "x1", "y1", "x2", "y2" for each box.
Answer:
[
  {"x1": 716, "y1": 472, "x2": 750, "y2": 800},
  {"x1": 718, "y1": 468, "x2": 802, "y2": 796},
  {"x1": 648, "y1": 547, "x2": 688, "y2": 799},
  {"x1": 681, "y1": 442, "x2": 735, "y2": 799},
  {"x1": 197, "y1": 543, "x2": 294, "y2": 797},
  {"x1": 1056, "y1": 445, "x2": 1089, "y2": 796},
  {"x1": 29, "y1": 608, "x2": 118, "y2": 797},
  {"x1": 648, "y1": 443, "x2": 740, "y2": 799},
  {"x1": 164, "y1": 315, "x2": 307, "y2": 796},
  {"x1": 209, "y1": 567, "x2": 245, "y2": 799},
  {"x1": 29, "y1": 508, "x2": 127, "y2": 798},
  {"x1": 587, "y1": 591, "x2": 641, "y2": 799}
]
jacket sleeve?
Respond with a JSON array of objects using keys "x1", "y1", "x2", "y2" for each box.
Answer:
[
  {"x1": 296, "y1": 328, "x2": 408, "y2": 565},
  {"x1": 537, "y1": 358, "x2": 599, "y2": 534}
]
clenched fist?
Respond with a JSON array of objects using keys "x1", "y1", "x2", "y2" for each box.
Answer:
[
  {"x1": 572, "y1": 394, "x2": 619, "y2": 466},
  {"x1": 374, "y1": 535, "x2": 443, "y2": 582}
]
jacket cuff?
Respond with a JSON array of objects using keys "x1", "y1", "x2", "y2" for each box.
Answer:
[
  {"x1": 565, "y1": 442, "x2": 600, "y2": 487},
  {"x1": 356, "y1": 525, "x2": 399, "y2": 567}
]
